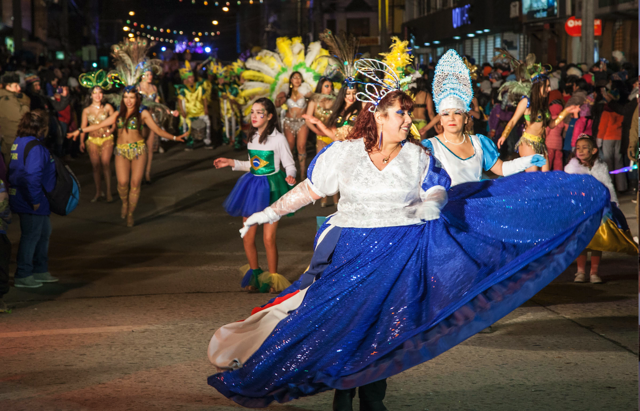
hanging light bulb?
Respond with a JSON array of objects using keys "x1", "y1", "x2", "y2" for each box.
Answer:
[{"x1": 222, "y1": 6, "x2": 229, "y2": 11}]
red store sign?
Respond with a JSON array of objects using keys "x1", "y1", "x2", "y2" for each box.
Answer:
[{"x1": 565, "y1": 16, "x2": 602, "y2": 37}]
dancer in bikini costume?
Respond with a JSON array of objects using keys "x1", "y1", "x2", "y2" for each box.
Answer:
[
  {"x1": 240, "y1": 36, "x2": 330, "y2": 180},
  {"x1": 207, "y1": 57, "x2": 608, "y2": 410},
  {"x1": 78, "y1": 70, "x2": 116, "y2": 203},
  {"x1": 68, "y1": 39, "x2": 187, "y2": 227},
  {"x1": 138, "y1": 65, "x2": 162, "y2": 184},
  {"x1": 495, "y1": 49, "x2": 580, "y2": 171}
]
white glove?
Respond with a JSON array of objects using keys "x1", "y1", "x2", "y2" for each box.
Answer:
[
  {"x1": 404, "y1": 202, "x2": 443, "y2": 221},
  {"x1": 502, "y1": 154, "x2": 546, "y2": 176},
  {"x1": 404, "y1": 185, "x2": 448, "y2": 221},
  {"x1": 239, "y1": 208, "x2": 279, "y2": 238}
]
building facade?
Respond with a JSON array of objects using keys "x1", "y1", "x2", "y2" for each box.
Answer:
[{"x1": 403, "y1": 0, "x2": 638, "y2": 67}]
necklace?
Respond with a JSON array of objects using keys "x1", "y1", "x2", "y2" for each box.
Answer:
[
  {"x1": 443, "y1": 133, "x2": 466, "y2": 145},
  {"x1": 381, "y1": 144, "x2": 401, "y2": 164}
]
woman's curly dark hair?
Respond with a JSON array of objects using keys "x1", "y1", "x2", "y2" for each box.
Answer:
[
  {"x1": 17, "y1": 109, "x2": 49, "y2": 138},
  {"x1": 347, "y1": 90, "x2": 424, "y2": 153}
]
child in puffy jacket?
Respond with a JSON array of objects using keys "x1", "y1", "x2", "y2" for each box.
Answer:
[{"x1": 8, "y1": 110, "x2": 58, "y2": 288}]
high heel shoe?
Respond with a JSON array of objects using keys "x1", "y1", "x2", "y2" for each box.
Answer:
[
  {"x1": 91, "y1": 191, "x2": 105, "y2": 203},
  {"x1": 126, "y1": 213, "x2": 135, "y2": 227}
]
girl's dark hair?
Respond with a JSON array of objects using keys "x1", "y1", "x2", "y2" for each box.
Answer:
[
  {"x1": 348, "y1": 90, "x2": 424, "y2": 152},
  {"x1": 249, "y1": 97, "x2": 280, "y2": 144},
  {"x1": 314, "y1": 77, "x2": 333, "y2": 94},
  {"x1": 287, "y1": 71, "x2": 303, "y2": 99},
  {"x1": 411, "y1": 78, "x2": 429, "y2": 94},
  {"x1": 326, "y1": 86, "x2": 362, "y2": 127},
  {"x1": 84, "y1": 86, "x2": 107, "y2": 108},
  {"x1": 529, "y1": 80, "x2": 551, "y2": 127},
  {"x1": 119, "y1": 90, "x2": 142, "y2": 127},
  {"x1": 17, "y1": 109, "x2": 49, "y2": 138},
  {"x1": 572, "y1": 134, "x2": 598, "y2": 168}
]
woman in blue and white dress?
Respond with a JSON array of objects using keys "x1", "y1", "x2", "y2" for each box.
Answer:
[
  {"x1": 422, "y1": 50, "x2": 546, "y2": 186},
  {"x1": 206, "y1": 59, "x2": 609, "y2": 410}
]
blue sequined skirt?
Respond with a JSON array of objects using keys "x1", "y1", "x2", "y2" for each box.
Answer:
[{"x1": 209, "y1": 172, "x2": 608, "y2": 407}]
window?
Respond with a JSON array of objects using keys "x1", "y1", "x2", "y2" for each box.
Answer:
[
  {"x1": 347, "y1": 18, "x2": 370, "y2": 37},
  {"x1": 495, "y1": 33, "x2": 501, "y2": 49},
  {"x1": 480, "y1": 36, "x2": 486, "y2": 64},
  {"x1": 326, "y1": 19, "x2": 336, "y2": 33}
]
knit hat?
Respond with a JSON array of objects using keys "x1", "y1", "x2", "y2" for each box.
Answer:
[
  {"x1": 567, "y1": 67, "x2": 582, "y2": 77},
  {"x1": 25, "y1": 74, "x2": 40, "y2": 84}
]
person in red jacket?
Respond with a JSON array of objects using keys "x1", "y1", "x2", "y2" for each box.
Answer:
[{"x1": 597, "y1": 103, "x2": 627, "y2": 191}]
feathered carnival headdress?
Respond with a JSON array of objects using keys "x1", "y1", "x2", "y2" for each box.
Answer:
[
  {"x1": 317, "y1": 30, "x2": 359, "y2": 88},
  {"x1": 79, "y1": 70, "x2": 113, "y2": 91},
  {"x1": 179, "y1": 61, "x2": 194, "y2": 81},
  {"x1": 353, "y1": 37, "x2": 416, "y2": 112},
  {"x1": 463, "y1": 57, "x2": 478, "y2": 81},
  {"x1": 108, "y1": 38, "x2": 161, "y2": 92},
  {"x1": 494, "y1": 48, "x2": 550, "y2": 102},
  {"x1": 432, "y1": 49, "x2": 473, "y2": 113},
  {"x1": 239, "y1": 36, "x2": 329, "y2": 115},
  {"x1": 207, "y1": 60, "x2": 225, "y2": 76}
]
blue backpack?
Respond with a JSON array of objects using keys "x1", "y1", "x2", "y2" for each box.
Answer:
[{"x1": 22, "y1": 140, "x2": 80, "y2": 216}]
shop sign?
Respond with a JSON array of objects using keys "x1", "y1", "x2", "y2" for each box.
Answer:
[
  {"x1": 564, "y1": 16, "x2": 602, "y2": 37},
  {"x1": 522, "y1": 0, "x2": 557, "y2": 19},
  {"x1": 452, "y1": 4, "x2": 471, "y2": 29}
]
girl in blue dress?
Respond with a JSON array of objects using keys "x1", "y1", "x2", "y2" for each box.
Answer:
[
  {"x1": 214, "y1": 98, "x2": 296, "y2": 293},
  {"x1": 206, "y1": 58, "x2": 609, "y2": 410}
]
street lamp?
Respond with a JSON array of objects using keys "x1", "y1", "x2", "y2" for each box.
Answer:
[
  {"x1": 212, "y1": 20, "x2": 219, "y2": 25},
  {"x1": 129, "y1": 11, "x2": 135, "y2": 16},
  {"x1": 222, "y1": 6, "x2": 229, "y2": 11},
  {"x1": 123, "y1": 26, "x2": 130, "y2": 31}
]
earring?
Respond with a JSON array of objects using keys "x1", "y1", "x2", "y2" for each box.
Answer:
[{"x1": 378, "y1": 131, "x2": 383, "y2": 150}]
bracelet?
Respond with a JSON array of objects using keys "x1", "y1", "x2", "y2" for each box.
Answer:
[
  {"x1": 78, "y1": 127, "x2": 83, "y2": 134},
  {"x1": 500, "y1": 124, "x2": 513, "y2": 140},
  {"x1": 173, "y1": 136, "x2": 176, "y2": 141}
]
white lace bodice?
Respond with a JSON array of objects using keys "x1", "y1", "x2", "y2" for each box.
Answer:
[{"x1": 306, "y1": 139, "x2": 449, "y2": 228}]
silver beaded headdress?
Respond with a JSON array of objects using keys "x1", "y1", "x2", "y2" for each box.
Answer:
[{"x1": 432, "y1": 50, "x2": 473, "y2": 113}]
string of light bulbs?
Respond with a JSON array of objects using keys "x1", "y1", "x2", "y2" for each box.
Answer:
[
  {"x1": 177, "y1": 0, "x2": 263, "y2": 6},
  {"x1": 123, "y1": 20, "x2": 221, "y2": 41}
]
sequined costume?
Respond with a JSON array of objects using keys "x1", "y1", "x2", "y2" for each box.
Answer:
[
  {"x1": 115, "y1": 140, "x2": 147, "y2": 161},
  {"x1": 565, "y1": 157, "x2": 638, "y2": 255},
  {"x1": 86, "y1": 109, "x2": 114, "y2": 152},
  {"x1": 223, "y1": 129, "x2": 297, "y2": 292},
  {"x1": 514, "y1": 96, "x2": 550, "y2": 156},
  {"x1": 207, "y1": 138, "x2": 608, "y2": 407},
  {"x1": 312, "y1": 94, "x2": 335, "y2": 145},
  {"x1": 333, "y1": 110, "x2": 358, "y2": 141},
  {"x1": 175, "y1": 62, "x2": 211, "y2": 148}
]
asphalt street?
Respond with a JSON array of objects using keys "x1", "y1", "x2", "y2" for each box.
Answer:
[{"x1": 1, "y1": 142, "x2": 638, "y2": 411}]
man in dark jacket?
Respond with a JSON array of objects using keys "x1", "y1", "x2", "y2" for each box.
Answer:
[
  {"x1": 0, "y1": 73, "x2": 30, "y2": 166},
  {"x1": 8, "y1": 110, "x2": 58, "y2": 288}
]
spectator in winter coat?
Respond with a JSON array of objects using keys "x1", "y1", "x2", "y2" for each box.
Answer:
[
  {"x1": 597, "y1": 104, "x2": 627, "y2": 192},
  {"x1": 8, "y1": 110, "x2": 58, "y2": 288},
  {"x1": 0, "y1": 73, "x2": 30, "y2": 166}
]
